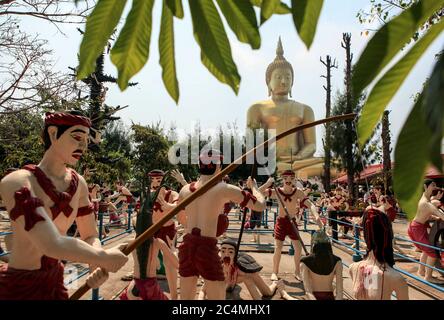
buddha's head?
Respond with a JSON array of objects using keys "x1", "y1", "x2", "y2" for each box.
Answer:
[{"x1": 266, "y1": 37, "x2": 294, "y2": 97}]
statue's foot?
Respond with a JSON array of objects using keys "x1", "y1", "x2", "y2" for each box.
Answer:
[
  {"x1": 121, "y1": 273, "x2": 134, "y2": 281},
  {"x1": 271, "y1": 273, "x2": 279, "y2": 281},
  {"x1": 417, "y1": 270, "x2": 426, "y2": 278},
  {"x1": 425, "y1": 276, "x2": 444, "y2": 284},
  {"x1": 275, "y1": 279, "x2": 285, "y2": 293},
  {"x1": 294, "y1": 273, "x2": 302, "y2": 282}
]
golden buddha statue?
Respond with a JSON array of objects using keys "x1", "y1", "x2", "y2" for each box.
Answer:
[{"x1": 247, "y1": 37, "x2": 323, "y2": 174}]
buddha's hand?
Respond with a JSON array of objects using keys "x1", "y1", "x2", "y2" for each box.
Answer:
[{"x1": 294, "y1": 145, "x2": 316, "y2": 160}]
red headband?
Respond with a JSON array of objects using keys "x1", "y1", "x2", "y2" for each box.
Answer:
[
  {"x1": 45, "y1": 112, "x2": 92, "y2": 128},
  {"x1": 281, "y1": 170, "x2": 295, "y2": 177},
  {"x1": 148, "y1": 170, "x2": 165, "y2": 177}
]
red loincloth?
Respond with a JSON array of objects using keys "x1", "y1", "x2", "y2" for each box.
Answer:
[
  {"x1": 178, "y1": 227, "x2": 224, "y2": 281},
  {"x1": 386, "y1": 207, "x2": 397, "y2": 223},
  {"x1": 119, "y1": 278, "x2": 168, "y2": 300},
  {"x1": 154, "y1": 223, "x2": 177, "y2": 245},
  {"x1": 216, "y1": 213, "x2": 229, "y2": 237},
  {"x1": 407, "y1": 220, "x2": 438, "y2": 258},
  {"x1": 0, "y1": 256, "x2": 68, "y2": 300},
  {"x1": 223, "y1": 202, "x2": 232, "y2": 214},
  {"x1": 244, "y1": 210, "x2": 262, "y2": 230},
  {"x1": 313, "y1": 291, "x2": 335, "y2": 300},
  {"x1": 274, "y1": 216, "x2": 299, "y2": 241}
]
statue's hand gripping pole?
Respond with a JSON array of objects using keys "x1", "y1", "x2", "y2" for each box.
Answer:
[{"x1": 69, "y1": 113, "x2": 356, "y2": 300}]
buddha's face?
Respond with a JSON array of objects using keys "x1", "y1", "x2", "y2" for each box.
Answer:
[
  {"x1": 48, "y1": 125, "x2": 89, "y2": 166},
  {"x1": 269, "y1": 67, "x2": 292, "y2": 96}
]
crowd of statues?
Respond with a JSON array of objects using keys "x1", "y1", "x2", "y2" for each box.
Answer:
[{"x1": 0, "y1": 38, "x2": 442, "y2": 301}]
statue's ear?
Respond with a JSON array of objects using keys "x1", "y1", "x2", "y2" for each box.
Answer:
[
  {"x1": 268, "y1": 86, "x2": 272, "y2": 97},
  {"x1": 47, "y1": 126, "x2": 58, "y2": 145}
]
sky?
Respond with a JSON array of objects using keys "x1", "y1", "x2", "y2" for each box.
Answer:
[{"x1": 17, "y1": 0, "x2": 444, "y2": 158}]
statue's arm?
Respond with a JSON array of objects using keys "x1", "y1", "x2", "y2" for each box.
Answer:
[
  {"x1": 295, "y1": 105, "x2": 316, "y2": 159},
  {"x1": 0, "y1": 172, "x2": 108, "y2": 266},
  {"x1": 246, "y1": 104, "x2": 262, "y2": 129},
  {"x1": 76, "y1": 176, "x2": 101, "y2": 246},
  {"x1": 393, "y1": 273, "x2": 409, "y2": 300},
  {"x1": 335, "y1": 261, "x2": 343, "y2": 300},
  {"x1": 225, "y1": 179, "x2": 266, "y2": 212},
  {"x1": 176, "y1": 187, "x2": 188, "y2": 226},
  {"x1": 156, "y1": 238, "x2": 179, "y2": 270}
]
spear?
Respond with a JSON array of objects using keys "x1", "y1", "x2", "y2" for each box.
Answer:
[{"x1": 69, "y1": 113, "x2": 356, "y2": 299}]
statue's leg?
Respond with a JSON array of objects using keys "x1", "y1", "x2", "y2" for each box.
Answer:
[
  {"x1": 417, "y1": 252, "x2": 427, "y2": 277},
  {"x1": 205, "y1": 280, "x2": 226, "y2": 300},
  {"x1": 272, "y1": 239, "x2": 284, "y2": 280},
  {"x1": 291, "y1": 239, "x2": 302, "y2": 280},
  {"x1": 244, "y1": 277, "x2": 262, "y2": 300},
  {"x1": 164, "y1": 259, "x2": 178, "y2": 300},
  {"x1": 251, "y1": 273, "x2": 276, "y2": 297},
  {"x1": 179, "y1": 276, "x2": 198, "y2": 300}
]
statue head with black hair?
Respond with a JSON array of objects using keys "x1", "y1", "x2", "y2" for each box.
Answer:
[
  {"x1": 41, "y1": 111, "x2": 92, "y2": 166},
  {"x1": 198, "y1": 149, "x2": 223, "y2": 176},
  {"x1": 362, "y1": 208, "x2": 395, "y2": 267},
  {"x1": 301, "y1": 230, "x2": 341, "y2": 275}
]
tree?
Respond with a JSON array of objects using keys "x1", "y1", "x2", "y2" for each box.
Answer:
[
  {"x1": 69, "y1": 29, "x2": 138, "y2": 132},
  {"x1": 0, "y1": 110, "x2": 44, "y2": 174},
  {"x1": 357, "y1": 0, "x2": 442, "y2": 41},
  {"x1": 131, "y1": 122, "x2": 175, "y2": 191},
  {"x1": 0, "y1": 1, "x2": 93, "y2": 114},
  {"x1": 79, "y1": 120, "x2": 133, "y2": 185},
  {"x1": 320, "y1": 55, "x2": 338, "y2": 193},
  {"x1": 329, "y1": 90, "x2": 380, "y2": 188}
]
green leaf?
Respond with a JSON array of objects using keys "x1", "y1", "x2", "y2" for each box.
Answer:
[
  {"x1": 423, "y1": 48, "x2": 444, "y2": 140},
  {"x1": 423, "y1": 50, "x2": 444, "y2": 172},
  {"x1": 159, "y1": 1, "x2": 179, "y2": 103},
  {"x1": 165, "y1": 0, "x2": 184, "y2": 19},
  {"x1": 394, "y1": 94, "x2": 432, "y2": 220},
  {"x1": 111, "y1": 0, "x2": 155, "y2": 91},
  {"x1": 260, "y1": 0, "x2": 280, "y2": 25},
  {"x1": 77, "y1": 0, "x2": 127, "y2": 80},
  {"x1": 250, "y1": 0, "x2": 291, "y2": 14},
  {"x1": 290, "y1": 0, "x2": 324, "y2": 49},
  {"x1": 189, "y1": 0, "x2": 240, "y2": 94},
  {"x1": 216, "y1": 0, "x2": 260, "y2": 49},
  {"x1": 357, "y1": 20, "x2": 444, "y2": 146},
  {"x1": 353, "y1": 0, "x2": 444, "y2": 98}
]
